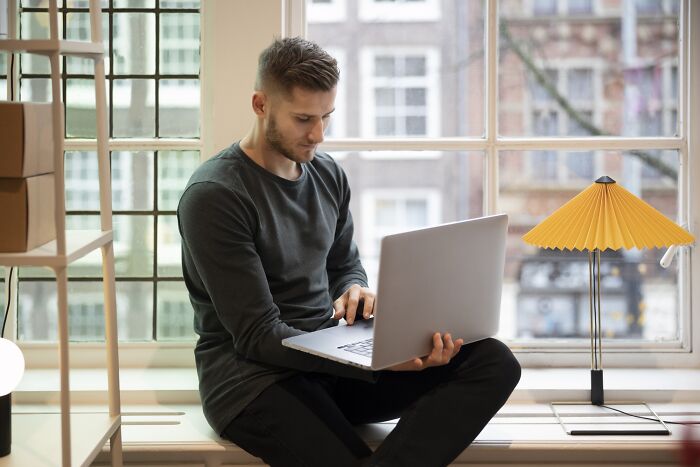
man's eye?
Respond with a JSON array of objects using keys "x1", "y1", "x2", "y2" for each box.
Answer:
[{"x1": 297, "y1": 117, "x2": 310, "y2": 122}]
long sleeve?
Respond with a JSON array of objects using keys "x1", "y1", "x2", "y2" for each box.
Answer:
[
  {"x1": 326, "y1": 170, "x2": 368, "y2": 301},
  {"x1": 179, "y1": 180, "x2": 375, "y2": 381}
]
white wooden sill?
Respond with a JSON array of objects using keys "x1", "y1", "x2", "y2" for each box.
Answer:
[{"x1": 12, "y1": 368, "x2": 700, "y2": 466}]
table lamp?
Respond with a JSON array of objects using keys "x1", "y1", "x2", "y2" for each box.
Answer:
[
  {"x1": 0, "y1": 337, "x2": 25, "y2": 457},
  {"x1": 522, "y1": 176, "x2": 694, "y2": 432}
]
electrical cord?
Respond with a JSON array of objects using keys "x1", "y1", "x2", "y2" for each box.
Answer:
[
  {"x1": 601, "y1": 404, "x2": 700, "y2": 426},
  {"x1": 1, "y1": 267, "x2": 14, "y2": 338}
]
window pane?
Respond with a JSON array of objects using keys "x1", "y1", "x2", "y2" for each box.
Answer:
[
  {"x1": 337, "y1": 151, "x2": 484, "y2": 288},
  {"x1": 0, "y1": 80, "x2": 6, "y2": 100},
  {"x1": 65, "y1": 151, "x2": 100, "y2": 210},
  {"x1": 66, "y1": 78, "x2": 96, "y2": 138},
  {"x1": 68, "y1": 216, "x2": 103, "y2": 278},
  {"x1": 113, "y1": 151, "x2": 155, "y2": 210},
  {"x1": 113, "y1": 13, "x2": 156, "y2": 75},
  {"x1": 157, "y1": 215, "x2": 182, "y2": 276},
  {"x1": 65, "y1": 151, "x2": 155, "y2": 211},
  {"x1": 66, "y1": 13, "x2": 110, "y2": 75},
  {"x1": 500, "y1": 4, "x2": 679, "y2": 137},
  {"x1": 113, "y1": 215, "x2": 154, "y2": 277},
  {"x1": 114, "y1": 0, "x2": 156, "y2": 7},
  {"x1": 17, "y1": 280, "x2": 153, "y2": 342},
  {"x1": 160, "y1": 0, "x2": 200, "y2": 7},
  {"x1": 158, "y1": 150, "x2": 199, "y2": 210},
  {"x1": 157, "y1": 281, "x2": 195, "y2": 340},
  {"x1": 499, "y1": 149, "x2": 680, "y2": 342},
  {"x1": 307, "y1": 0, "x2": 485, "y2": 137},
  {"x1": 160, "y1": 13, "x2": 200, "y2": 75},
  {"x1": 19, "y1": 78, "x2": 51, "y2": 102},
  {"x1": 159, "y1": 79, "x2": 199, "y2": 137},
  {"x1": 113, "y1": 79, "x2": 156, "y2": 137}
]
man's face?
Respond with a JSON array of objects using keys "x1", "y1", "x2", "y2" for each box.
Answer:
[{"x1": 263, "y1": 86, "x2": 336, "y2": 164}]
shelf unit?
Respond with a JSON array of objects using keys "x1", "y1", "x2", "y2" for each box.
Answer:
[{"x1": 0, "y1": 0, "x2": 123, "y2": 466}]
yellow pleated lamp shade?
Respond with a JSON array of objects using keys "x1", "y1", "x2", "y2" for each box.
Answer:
[{"x1": 522, "y1": 176, "x2": 695, "y2": 251}]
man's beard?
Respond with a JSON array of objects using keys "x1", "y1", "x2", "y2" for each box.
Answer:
[{"x1": 265, "y1": 115, "x2": 310, "y2": 163}]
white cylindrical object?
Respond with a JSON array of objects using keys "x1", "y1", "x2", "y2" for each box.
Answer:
[
  {"x1": 0, "y1": 338, "x2": 25, "y2": 396},
  {"x1": 660, "y1": 244, "x2": 680, "y2": 268}
]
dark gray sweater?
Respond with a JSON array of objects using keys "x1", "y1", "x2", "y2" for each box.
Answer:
[{"x1": 177, "y1": 142, "x2": 375, "y2": 434}]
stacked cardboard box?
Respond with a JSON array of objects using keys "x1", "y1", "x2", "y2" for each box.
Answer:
[{"x1": 0, "y1": 102, "x2": 56, "y2": 252}]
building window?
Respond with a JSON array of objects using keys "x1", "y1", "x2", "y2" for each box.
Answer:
[
  {"x1": 360, "y1": 190, "x2": 441, "y2": 288},
  {"x1": 307, "y1": 0, "x2": 347, "y2": 23},
  {"x1": 358, "y1": 0, "x2": 441, "y2": 22},
  {"x1": 361, "y1": 48, "x2": 439, "y2": 138},
  {"x1": 528, "y1": 65, "x2": 596, "y2": 182},
  {"x1": 15, "y1": 0, "x2": 201, "y2": 343},
  {"x1": 532, "y1": 0, "x2": 594, "y2": 16}
]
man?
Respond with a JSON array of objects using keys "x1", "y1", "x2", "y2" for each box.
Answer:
[{"x1": 178, "y1": 37, "x2": 520, "y2": 467}]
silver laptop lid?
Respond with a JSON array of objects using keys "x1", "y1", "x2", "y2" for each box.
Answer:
[{"x1": 371, "y1": 214, "x2": 508, "y2": 370}]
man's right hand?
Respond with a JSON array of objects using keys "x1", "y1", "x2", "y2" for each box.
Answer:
[{"x1": 388, "y1": 332, "x2": 464, "y2": 371}]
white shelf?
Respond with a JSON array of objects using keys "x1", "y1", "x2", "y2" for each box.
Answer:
[
  {"x1": 0, "y1": 39, "x2": 104, "y2": 58},
  {"x1": 0, "y1": 412, "x2": 120, "y2": 467},
  {"x1": 0, "y1": 230, "x2": 113, "y2": 268}
]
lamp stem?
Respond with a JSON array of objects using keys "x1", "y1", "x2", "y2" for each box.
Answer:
[{"x1": 589, "y1": 249, "x2": 604, "y2": 405}]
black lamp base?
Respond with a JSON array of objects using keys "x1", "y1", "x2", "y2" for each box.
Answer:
[
  {"x1": 0, "y1": 393, "x2": 10, "y2": 457},
  {"x1": 591, "y1": 369, "x2": 604, "y2": 406}
]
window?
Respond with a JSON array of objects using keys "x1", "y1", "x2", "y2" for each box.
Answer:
[
  {"x1": 361, "y1": 48, "x2": 440, "y2": 137},
  {"x1": 528, "y1": 65, "x2": 597, "y2": 182},
  {"x1": 306, "y1": 0, "x2": 346, "y2": 23},
  {"x1": 532, "y1": 0, "x2": 594, "y2": 16},
  {"x1": 360, "y1": 190, "x2": 441, "y2": 288},
  {"x1": 308, "y1": 0, "x2": 694, "y2": 366},
  {"x1": 13, "y1": 0, "x2": 201, "y2": 343},
  {"x1": 358, "y1": 0, "x2": 441, "y2": 22},
  {"x1": 1, "y1": 51, "x2": 8, "y2": 104}
]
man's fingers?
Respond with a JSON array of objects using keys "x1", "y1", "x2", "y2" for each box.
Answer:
[
  {"x1": 332, "y1": 299, "x2": 345, "y2": 320},
  {"x1": 362, "y1": 294, "x2": 375, "y2": 319},
  {"x1": 345, "y1": 286, "x2": 362, "y2": 324},
  {"x1": 443, "y1": 334, "x2": 455, "y2": 359}
]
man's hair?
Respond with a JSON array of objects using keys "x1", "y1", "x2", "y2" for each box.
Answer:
[{"x1": 255, "y1": 37, "x2": 339, "y2": 95}]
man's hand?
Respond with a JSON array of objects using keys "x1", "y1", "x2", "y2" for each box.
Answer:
[
  {"x1": 332, "y1": 284, "x2": 375, "y2": 325},
  {"x1": 388, "y1": 333, "x2": 464, "y2": 371}
]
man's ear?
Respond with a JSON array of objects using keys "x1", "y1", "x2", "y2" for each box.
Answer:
[{"x1": 252, "y1": 91, "x2": 267, "y2": 117}]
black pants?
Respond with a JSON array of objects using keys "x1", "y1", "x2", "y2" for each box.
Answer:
[{"x1": 222, "y1": 338, "x2": 521, "y2": 467}]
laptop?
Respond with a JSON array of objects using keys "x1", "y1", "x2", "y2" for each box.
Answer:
[{"x1": 282, "y1": 213, "x2": 508, "y2": 371}]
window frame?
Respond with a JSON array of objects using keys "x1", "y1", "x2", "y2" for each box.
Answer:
[
  {"x1": 308, "y1": 0, "x2": 699, "y2": 368},
  {"x1": 4, "y1": 0, "x2": 698, "y2": 370}
]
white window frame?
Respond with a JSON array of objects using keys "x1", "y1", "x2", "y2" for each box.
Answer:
[
  {"x1": 313, "y1": 0, "x2": 700, "y2": 369},
  {"x1": 358, "y1": 0, "x2": 441, "y2": 23},
  {"x1": 4, "y1": 0, "x2": 698, "y2": 371}
]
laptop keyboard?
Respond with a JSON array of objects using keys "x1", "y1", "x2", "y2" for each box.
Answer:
[{"x1": 338, "y1": 338, "x2": 374, "y2": 357}]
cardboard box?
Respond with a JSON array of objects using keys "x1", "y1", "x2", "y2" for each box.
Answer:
[
  {"x1": 0, "y1": 174, "x2": 56, "y2": 252},
  {"x1": 0, "y1": 102, "x2": 55, "y2": 178}
]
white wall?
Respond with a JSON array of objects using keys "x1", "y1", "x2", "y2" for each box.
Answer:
[{"x1": 200, "y1": 0, "x2": 284, "y2": 160}]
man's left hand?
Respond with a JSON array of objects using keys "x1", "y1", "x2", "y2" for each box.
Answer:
[{"x1": 332, "y1": 284, "x2": 375, "y2": 325}]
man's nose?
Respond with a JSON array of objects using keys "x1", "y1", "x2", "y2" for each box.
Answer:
[{"x1": 308, "y1": 119, "x2": 324, "y2": 144}]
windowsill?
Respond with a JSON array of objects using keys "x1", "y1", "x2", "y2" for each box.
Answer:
[
  {"x1": 14, "y1": 368, "x2": 700, "y2": 465},
  {"x1": 13, "y1": 367, "x2": 700, "y2": 405}
]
